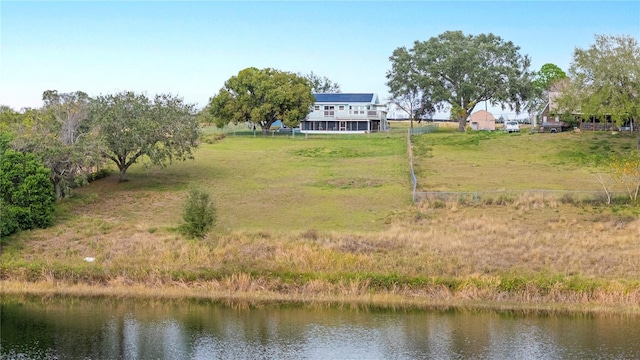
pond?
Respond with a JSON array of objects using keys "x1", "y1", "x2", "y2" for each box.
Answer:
[{"x1": 2, "y1": 296, "x2": 640, "y2": 359}]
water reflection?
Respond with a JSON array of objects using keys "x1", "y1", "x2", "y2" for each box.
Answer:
[{"x1": 2, "y1": 296, "x2": 640, "y2": 359}]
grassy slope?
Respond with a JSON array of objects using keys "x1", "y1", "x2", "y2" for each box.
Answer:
[
  {"x1": 125, "y1": 134, "x2": 409, "y2": 231},
  {"x1": 2, "y1": 126, "x2": 640, "y2": 312}
]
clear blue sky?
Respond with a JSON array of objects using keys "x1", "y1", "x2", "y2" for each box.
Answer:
[{"x1": 2, "y1": 1, "x2": 639, "y2": 118}]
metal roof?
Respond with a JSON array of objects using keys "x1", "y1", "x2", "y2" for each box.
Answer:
[{"x1": 313, "y1": 93, "x2": 376, "y2": 103}]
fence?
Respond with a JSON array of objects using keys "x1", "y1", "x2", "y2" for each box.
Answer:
[
  {"x1": 413, "y1": 189, "x2": 631, "y2": 206},
  {"x1": 407, "y1": 125, "x2": 439, "y2": 202}
]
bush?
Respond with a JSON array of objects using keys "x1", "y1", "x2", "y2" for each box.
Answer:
[
  {"x1": 1, "y1": 150, "x2": 56, "y2": 237},
  {"x1": 87, "y1": 168, "x2": 113, "y2": 182},
  {"x1": 180, "y1": 187, "x2": 216, "y2": 238}
]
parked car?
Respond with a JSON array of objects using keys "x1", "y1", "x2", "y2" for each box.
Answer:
[
  {"x1": 276, "y1": 126, "x2": 301, "y2": 134},
  {"x1": 504, "y1": 121, "x2": 520, "y2": 133},
  {"x1": 539, "y1": 122, "x2": 565, "y2": 133}
]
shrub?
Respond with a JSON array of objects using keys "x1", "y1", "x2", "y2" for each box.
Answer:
[
  {"x1": 0, "y1": 149, "x2": 56, "y2": 236},
  {"x1": 180, "y1": 187, "x2": 216, "y2": 238},
  {"x1": 87, "y1": 168, "x2": 113, "y2": 182}
]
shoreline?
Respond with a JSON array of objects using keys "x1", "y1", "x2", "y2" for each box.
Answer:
[{"x1": 3, "y1": 280, "x2": 640, "y2": 316}]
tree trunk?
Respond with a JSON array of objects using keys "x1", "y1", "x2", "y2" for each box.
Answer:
[
  {"x1": 54, "y1": 180, "x2": 64, "y2": 199},
  {"x1": 118, "y1": 165, "x2": 128, "y2": 182},
  {"x1": 458, "y1": 118, "x2": 467, "y2": 132}
]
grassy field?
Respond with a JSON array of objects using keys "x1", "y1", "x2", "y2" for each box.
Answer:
[
  {"x1": 104, "y1": 132, "x2": 408, "y2": 232},
  {"x1": 412, "y1": 128, "x2": 638, "y2": 191},
  {"x1": 2, "y1": 125, "x2": 640, "y2": 313}
]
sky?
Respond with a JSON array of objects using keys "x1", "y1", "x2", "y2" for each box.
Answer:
[{"x1": 1, "y1": 1, "x2": 639, "y2": 119}]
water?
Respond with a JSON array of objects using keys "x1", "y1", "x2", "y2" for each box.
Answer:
[{"x1": 2, "y1": 296, "x2": 640, "y2": 359}]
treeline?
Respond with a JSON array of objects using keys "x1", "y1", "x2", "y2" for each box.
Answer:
[{"x1": 1, "y1": 90, "x2": 200, "y2": 236}]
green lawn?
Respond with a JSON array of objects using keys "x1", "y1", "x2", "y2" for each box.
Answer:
[
  {"x1": 411, "y1": 129, "x2": 638, "y2": 192},
  {"x1": 72, "y1": 132, "x2": 411, "y2": 233}
]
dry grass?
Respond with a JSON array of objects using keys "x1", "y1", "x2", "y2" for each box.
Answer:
[{"x1": 3, "y1": 199, "x2": 640, "y2": 311}]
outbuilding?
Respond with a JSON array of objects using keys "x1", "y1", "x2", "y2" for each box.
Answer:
[{"x1": 469, "y1": 110, "x2": 496, "y2": 131}]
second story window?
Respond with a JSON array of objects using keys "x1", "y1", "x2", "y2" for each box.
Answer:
[
  {"x1": 350, "y1": 106, "x2": 365, "y2": 115},
  {"x1": 324, "y1": 105, "x2": 335, "y2": 117}
]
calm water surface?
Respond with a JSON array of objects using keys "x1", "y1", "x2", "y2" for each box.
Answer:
[{"x1": 2, "y1": 296, "x2": 640, "y2": 359}]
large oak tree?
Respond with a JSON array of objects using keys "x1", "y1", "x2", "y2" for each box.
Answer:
[
  {"x1": 209, "y1": 67, "x2": 315, "y2": 134},
  {"x1": 387, "y1": 31, "x2": 534, "y2": 131},
  {"x1": 91, "y1": 91, "x2": 199, "y2": 182}
]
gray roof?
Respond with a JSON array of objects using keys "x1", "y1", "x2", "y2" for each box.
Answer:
[{"x1": 313, "y1": 93, "x2": 376, "y2": 103}]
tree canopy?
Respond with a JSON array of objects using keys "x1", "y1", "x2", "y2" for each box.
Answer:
[
  {"x1": 209, "y1": 67, "x2": 315, "y2": 133},
  {"x1": 387, "y1": 31, "x2": 533, "y2": 131},
  {"x1": 3, "y1": 93, "x2": 103, "y2": 198},
  {"x1": 533, "y1": 63, "x2": 567, "y2": 93},
  {"x1": 42, "y1": 90, "x2": 91, "y2": 145},
  {"x1": 91, "y1": 91, "x2": 199, "y2": 182},
  {"x1": 526, "y1": 63, "x2": 568, "y2": 119},
  {"x1": 559, "y1": 34, "x2": 640, "y2": 138},
  {"x1": 386, "y1": 47, "x2": 424, "y2": 128},
  {"x1": 301, "y1": 71, "x2": 341, "y2": 93}
]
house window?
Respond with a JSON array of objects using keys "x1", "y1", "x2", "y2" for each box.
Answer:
[
  {"x1": 314, "y1": 105, "x2": 320, "y2": 111},
  {"x1": 323, "y1": 105, "x2": 335, "y2": 117},
  {"x1": 338, "y1": 105, "x2": 345, "y2": 111},
  {"x1": 350, "y1": 106, "x2": 365, "y2": 115}
]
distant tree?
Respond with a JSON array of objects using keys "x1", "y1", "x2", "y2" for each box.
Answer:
[
  {"x1": 196, "y1": 105, "x2": 215, "y2": 127},
  {"x1": 558, "y1": 34, "x2": 640, "y2": 147},
  {"x1": 91, "y1": 91, "x2": 199, "y2": 182},
  {"x1": 387, "y1": 31, "x2": 534, "y2": 132},
  {"x1": 533, "y1": 63, "x2": 567, "y2": 93},
  {"x1": 1, "y1": 149, "x2": 55, "y2": 236},
  {"x1": 0, "y1": 106, "x2": 23, "y2": 134},
  {"x1": 527, "y1": 63, "x2": 568, "y2": 116},
  {"x1": 386, "y1": 47, "x2": 425, "y2": 128},
  {"x1": 210, "y1": 67, "x2": 315, "y2": 134},
  {"x1": 301, "y1": 71, "x2": 341, "y2": 93},
  {"x1": 42, "y1": 90, "x2": 91, "y2": 145}
]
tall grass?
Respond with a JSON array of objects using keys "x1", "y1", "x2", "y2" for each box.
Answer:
[{"x1": 3, "y1": 199, "x2": 640, "y2": 310}]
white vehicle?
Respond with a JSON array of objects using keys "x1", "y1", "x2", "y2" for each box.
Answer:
[{"x1": 504, "y1": 121, "x2": 520, "y2": 133}]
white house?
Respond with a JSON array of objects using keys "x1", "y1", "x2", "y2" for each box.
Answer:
[{"x1": 300, "y1": 93, "x2": 388, "y2": 134}]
